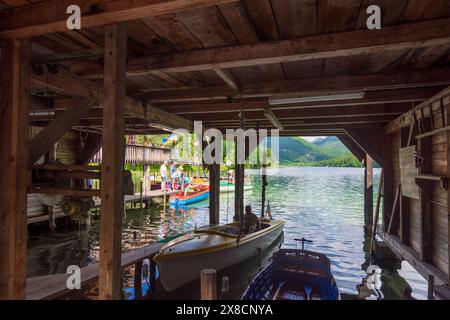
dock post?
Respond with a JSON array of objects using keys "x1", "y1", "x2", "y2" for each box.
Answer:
[
  {"x1": 98, "y1": 23, "x2": 127, "y2": 300},
  {"x1": 134, "y1": 261, "x2": 143, "y2": 299},
  {"x1": 0, "y1": 38, "x2": 30, "y2": 299},
  {"x1": 200, "y1": 269, "x2": 217, "y2": 300},
  {"x1": 149, "y1": 258, "x2": 156, "y2": 293},
  {"x1": 209, "y1": 163, "x2": 220, "y2": 225},
  {"x1": 364, "y1": 154, "x2": 374, "y2": 230},
  {"x1": 427, "y1": 275, "x2": 434, "y2": 300}
]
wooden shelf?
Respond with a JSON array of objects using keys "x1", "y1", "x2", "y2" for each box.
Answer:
[
  {"x1": 32, "y1": 164, "x2": 100, "y2": 171},
  {"x1": 415, "y1": 175, "x2": 448, "y2": 190},
  {"x1": 416, "y1": 126, "x2": 450, "y2": 139}
]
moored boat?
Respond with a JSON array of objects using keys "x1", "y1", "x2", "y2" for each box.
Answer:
[
  {"x1": 153, "y1": 219, "x2": 285, "y2": 292},
  {"x1": 219, "y1": 181, "x2": 253, "y2": 193},
  {"x1": 241, "y1": 238, "x2": 339, "y2": 300},
  {"x1": 169, "y1": 185, "x2": 209, "y2": 206}
]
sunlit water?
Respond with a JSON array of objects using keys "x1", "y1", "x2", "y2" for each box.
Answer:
[{"x1": 27, "y1": 167, "x2": 428, "y2": 300}]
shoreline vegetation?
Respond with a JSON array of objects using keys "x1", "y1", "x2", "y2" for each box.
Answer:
[{"x1": 125, "y1": 135, "x2": 376, "y2": 172}]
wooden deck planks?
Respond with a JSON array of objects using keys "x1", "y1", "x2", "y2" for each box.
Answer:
[{"x1": 26, "y1": 242, "x2": 164, "y2": 300}]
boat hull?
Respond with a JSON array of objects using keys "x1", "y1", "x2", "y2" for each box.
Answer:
[
  {"x1": 169, "y1": 190, "x2": 209, "y2": 206},
  {"x1": 219, "y1": 184, "x2": 253, "y2": 193},
  {"x1": 154, "y1": 221, "x2": 285, "y2": 292},
  {"x1": 241, "y1": 249, "x2": 340, "y2": 300}
]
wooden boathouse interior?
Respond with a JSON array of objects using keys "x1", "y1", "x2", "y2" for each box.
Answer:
[{"x1": 0, "y1": 0, "x2": 450, "y2": 300}]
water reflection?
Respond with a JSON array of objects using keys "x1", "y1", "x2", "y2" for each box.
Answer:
[{"x1": 27, "y1": 167, "x2": 427, "y2": 299}]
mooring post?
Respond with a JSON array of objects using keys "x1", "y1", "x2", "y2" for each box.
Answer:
[
  {"x1": 200, "y1": 269, "x2": 217, "y2": 300},
  {"x1": 140, "y1": 179, "x2": 143, "y2": 209},
  {"x1": 427, "y1": 274, "x2": 434, "y2": 300},
  {"x1": 149, "y1": 258, "x2": 156, "y2": 293},
  {"x1": 209, "y1": 163, "x2": 220, "y2": 225},
  {"x1": 134, "y1": 261, "x2": 143, "y2": 299},
  {"x1": 364, "y1": 154, "x2": 374, "y2": 230}
]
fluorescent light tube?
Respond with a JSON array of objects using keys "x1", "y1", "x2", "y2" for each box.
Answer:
[{"x1": 268, "y1": 92, "x2": 365, "y2": 105}]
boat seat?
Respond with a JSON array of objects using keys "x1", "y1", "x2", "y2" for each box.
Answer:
[
  {"x1": 274, "y1": 249, "x2": 330, "y2": 269},
  {"x1": 274, "y1": 262, "x2": 327, "y2": 278}
]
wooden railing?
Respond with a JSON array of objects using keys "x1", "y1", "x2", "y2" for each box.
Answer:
[{"x1": 91, "y1": 144, "x2": 171, "y2": 164}]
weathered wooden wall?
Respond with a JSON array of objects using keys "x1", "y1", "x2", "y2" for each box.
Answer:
[{"x1": 386, "y1": 93, "x2": 450, "y2": 277}]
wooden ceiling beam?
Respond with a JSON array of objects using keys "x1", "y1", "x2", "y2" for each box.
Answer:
[
  {"x1": 0, "y1": 0, "x2": 240, "y2": 38},
  {"x1": 69, "y1": 18, "x2": 450, "y2": 77},
  {"x1": 153, "y1": 87, "x2": 441, "y2": 114},
  {"x1": 180, "y1": 104, "x2": 409, "y2": 122},
  {"x1": 337, "y1": 135, "x2": 365, "y2": 162},
  {"x1": 213, "y1": 68, "x2": 239, "y2": 90},
  {"x1": 134, "y1": 67, "x2": 450, "y2": 102},
  {"x1": 30, "y1": 64, "x2": 193, "y2": 131},
  {"x1": 385, "y1": 86, "x2": 450, "y2": 134},
  {"x1": 206, "y1": 116, "x2": 395, "y2": 129}
]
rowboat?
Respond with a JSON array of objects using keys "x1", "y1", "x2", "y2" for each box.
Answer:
[
  {"x1": 169, "y1": 185, "x2": 209, "y2": 206},
  {"x1": 153, "y1": 219, "x2": 285, "y2": 292},
  {"x1": 241, "y1": 239, "x2": 339, "y2": 300},
  {"x1": 219, "y1": 181, "x2": 253, "y2": 193}
]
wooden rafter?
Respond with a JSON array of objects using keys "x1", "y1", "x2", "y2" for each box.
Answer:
[
  {"x1": 30, "y1": 63, "x2": 193, "y2": 131},
  {"x1": 70, "y1": 18, "x2": 450, "y2": 77},
  {"x1": 213, "y1": 68, "x2": 239, "y2": 90},
  {"x1": 345, "y1": 128, "x2": 384, "y2": 166},
  {"x1": 134, "y1": 67, "x2": 450, "y2": 102},
  {"x1": 28, "y1": 97, "x2": 97, "y2": 165},
  {"x1": 337, "y1": 135, "x2": 365, "y2": 162},
  {"x1": 153, "y1": 87, "x2": 440, "y2": 114}
]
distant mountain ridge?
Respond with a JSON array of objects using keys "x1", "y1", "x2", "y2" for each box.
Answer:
[{"x1": 274, "y1": 136, "x2": 361, "y2": 167}]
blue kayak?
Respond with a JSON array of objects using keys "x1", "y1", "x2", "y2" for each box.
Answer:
[{"x1": 241, "y1": 248, "x2": 339, "y2": 300}]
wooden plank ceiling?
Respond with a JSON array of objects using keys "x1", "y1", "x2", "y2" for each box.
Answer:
[{"x1": 2, "y1": 0, "x2": 450, "y2": 136}]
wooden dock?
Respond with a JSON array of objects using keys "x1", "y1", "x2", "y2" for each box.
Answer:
[
  {"x1": 26, "y1": 242, "x2": 164, "y2": 300},
  {"x1": 93, "y1": 189, "x2": 177, "y2": 208}
]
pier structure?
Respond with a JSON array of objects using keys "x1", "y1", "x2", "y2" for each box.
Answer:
[{"x1": 0, "y1": 0, "x2": 450, "y2": 300}]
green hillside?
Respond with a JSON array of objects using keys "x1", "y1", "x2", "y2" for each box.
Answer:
[{"x1": 275, "y1": 136, "x2": 362, "y2": 167}]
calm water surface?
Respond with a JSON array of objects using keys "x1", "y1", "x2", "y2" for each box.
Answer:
[{"x1": 27, "y1": 167, "x2": 428, "y2": 300}]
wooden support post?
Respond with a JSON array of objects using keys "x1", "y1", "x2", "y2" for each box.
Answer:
[
  {"x1": 200, "y1": 269, "x2": 217, "y2": 300},
  {"x1": 418, "y1": 136, "x2": 432, "y2": 263},
  {"x1": 370, "y1": 169, "x2": 384, "y2": 256},
  {"x1": 0, "y1": 38, "x2": 30, "y2": 300},
  {"x1": 261, "y1": 165, "x2": 267, "y2": 218},
  {"x1": 133, "y1": 261, "x2": 142, "y2": 299},
  {"x1": 98, "y1": 23, "x2": 127, "y2": 300},
  {"x1": 399, "y1": 185, "x2": 410, "y2": 245},
  {"x1": 234, "y1": 110, "x2": 245, "y2": 223},
  {"x1": 209, "y1": 163, "x2": 220, "y2": 225},
  {"x1": 446, "y1": 102, "x2": 450, "y2": 284},
  {"x1": 387, "y1": 185, "x2": 401, "y2": 234},
  {"x1": 364, "y1": 154, "x2": 374, "y2": 230},
  {"x1": 382, "y1": 134, "x2": 393, "y2": 232},
  {"x1": 234, "y1": 149, "x2": 245, "y2": 222}
]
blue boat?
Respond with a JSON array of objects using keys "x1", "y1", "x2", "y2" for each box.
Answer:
[
  {"x1": 169, "y1": 188, "x2": 209, "y2": 206},
  {"x1": 241, "y1": 238, "x2": 339, "y2": 300}
]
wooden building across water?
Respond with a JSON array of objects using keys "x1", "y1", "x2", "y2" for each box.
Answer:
[{"x1": 0, "y1": 0, "x2": 450, "y2": 299}]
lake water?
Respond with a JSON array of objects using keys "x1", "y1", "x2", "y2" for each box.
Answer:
[{"x1": 27, "y1": 166, "x2": 428, "y2": 300}]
